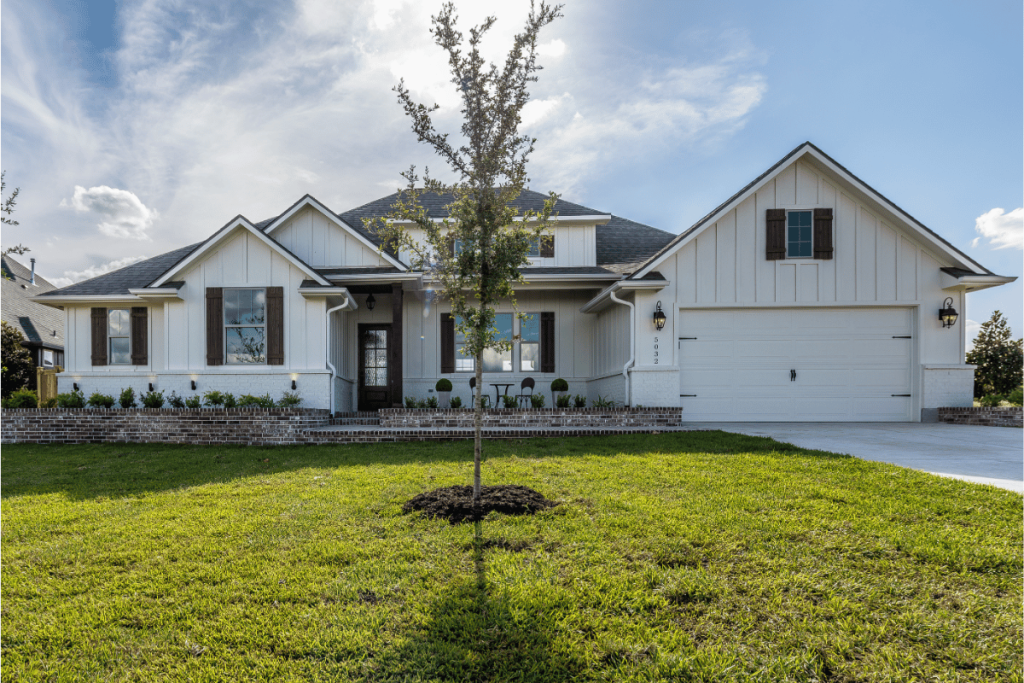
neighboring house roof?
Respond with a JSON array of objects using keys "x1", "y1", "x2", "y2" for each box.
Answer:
[
  {"x1": 1, "y1": 256, "x2": 64, "y2": 349},
  {"x1": 37, "y1": 243, "x2": 202, "y2": 298},
  {"x1": 629, "y1": 141, "x2": 995, "y2": 279}
]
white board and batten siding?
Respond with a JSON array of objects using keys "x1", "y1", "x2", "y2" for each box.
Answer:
[
  {"x1": 399, "y1": 224, "x2": 598, "y2": 268},
  {"x1": 648, "y1": 157, "x2": 970, "y2": 421},
  {"x1": 273, "y1": 206, "x2": 393, "y2": 268}
]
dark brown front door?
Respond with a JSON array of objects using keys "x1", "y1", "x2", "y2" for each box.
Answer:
[{"x1": 358, "y1": 324, "x2": 392, "y2": 411}]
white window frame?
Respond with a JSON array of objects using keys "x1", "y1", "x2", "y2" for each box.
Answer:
[
  {"x1": 453, "y1": 312, "x2": 529, "y2": 374},
  {"x1": 42, "y1": 349, "x2": 55, "y2": 368},
  {"x1": 224, "y1": 287, "x2": 268, "y2": 365},
  {"x1": 518, "y1": 312, "x2": 540, "y2": 372},
  {"x1": 786, "y1": 209, "x2": 814, "y2": 259},
  {"x1": 108, "y1": 308, "x2": 131, "y2": 365}
]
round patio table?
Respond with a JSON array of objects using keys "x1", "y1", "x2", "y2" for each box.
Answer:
[{"x1": 490, "y1": 383, "x2": 515, "y2": 407}]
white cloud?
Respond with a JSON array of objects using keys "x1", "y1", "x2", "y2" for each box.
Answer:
[
  {"x1": 972, "y1": 208, "x2": 1023, "y2": 250},
  {"x1": 538, "y1": 39, "x2": 566, "y2": 58},
  {"x1": 48, "y1": 255, "x2": 149, "y2": 288},
  {"x1": 61, "y1": 186, "x2": 157, "y2": 240},
  {"x1": 965, "y1": 319, "x2": 981, "y2": 350}
]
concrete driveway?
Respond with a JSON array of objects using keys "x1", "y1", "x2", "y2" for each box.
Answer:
[{"x1": 698, "y1": 422, "x2": 1023, "y2": 494}]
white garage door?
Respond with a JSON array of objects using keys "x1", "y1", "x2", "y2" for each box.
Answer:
[{"x1": 678, "y1": 307, "x2": 913, "y2": 422}]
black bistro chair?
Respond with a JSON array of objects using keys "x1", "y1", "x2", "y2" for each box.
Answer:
[
  {"x1": 468, "y1": 377, "x2": 489, "y2": 408},
  {"x1": 516, "y1": 377, "x2": 535, "y2": 408}
]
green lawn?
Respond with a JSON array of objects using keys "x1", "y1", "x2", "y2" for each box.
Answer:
[{"x1": 2, "y1": 433, "x2": 1021, "y2": 682}]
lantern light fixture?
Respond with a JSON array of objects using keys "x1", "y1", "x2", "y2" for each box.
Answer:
[
  {"x1": 939, "y1": 297, "x2": 958, "y2": 328},
  {"x1": 366, "y1": 293, "x2": 376, "y2": 311},
  {"x1": 191, "y1": 380, "x2": 197, "y2": 391},
  {"x1": 653, "y1": 301, "x2": 667, "y2": 331},
  {"x1": 291, "y1": 379, "x2": 297, "y2": 390}
]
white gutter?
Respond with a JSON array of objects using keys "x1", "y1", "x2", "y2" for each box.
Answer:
[
  {"x1": 608, "y1": 289, "x2": 635, "y2": 407},
  {"x1": 325, "y1": 294, "x2": 357, "y2": 414}
]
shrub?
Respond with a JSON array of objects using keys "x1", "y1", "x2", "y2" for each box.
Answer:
[
  {"x1": 1007, "y1": 387, "x2": 1023, "y2": 407},
  {"x1": 185, "y1": 396, "x2": 202, "y2": 409},
  {"x1": 574, "y1": 394, "x2": 586, "y2": 408},
  {"x1": 967, "y1": 311, "x2": 1023, "y2": 398},
  {"x1": 278, "y1": 392, "x2": 302, "y2": 408},
  {"x1": 41, "y1": 397, "x2": 58, "y2": 408},
  {"x1": 416, "y1": 398, "x2": 428, "y2": 409},
  {"x1": 426, "y1": 396, "x2": 439, "y2": 409},
  {"x1": 57, "y1": 390, "x2": 86, "y2": 409},
  {"x1": 405, "y1": 396, "x2": 418, "y2": 409},
  {"x1": 435, "y1": 378, "x2": 453, "y2": 392},
  {"x1": 530, "y1": 393, "x2": 545, "y2": 409},
  {"x1": 502, "y1": 394, "x2": 518, "y2": 409},
  {"x1": 142, "y1": 390, "x2": 165, "y2": 409},
  {"x1": 167, "y1": 392, "x2": 185, "y2": 408},
  {"x1": 119, "y1": 387, "x2": 136, "y2": 409},
  {"x1": 550, "y1": 378, "x2": 568, "y2": 392},
  {"x1": 556, "y1": 394, "x2": 571, "y2": 408},
  {"x1": 592, "y1": 395, "x2": 618, "y2": 408},
  {"x1": 979, "y1": 394, "x2": 1005, "y2": 408},
  {"x1": 87, "y1": 392, "x2": 116, "y2": 409},
  {"x1": 1, "y1": 321, "x2": 34, "y2": 398},
  {"x1": 223, "y1": 393, "x2": 237, "y2": 408},
  {"x1": 449, "y1": 396, "x2": 462, "y2": 409},
  {"x1": 238, "y1": 393, "x2": 275, "y2": 408},
  {"x1": 203, "y1": 390, "x2": 226, "y2": 407},
  {"x1": 7, "y1": 387, "x2": 38, "y2": 409}
]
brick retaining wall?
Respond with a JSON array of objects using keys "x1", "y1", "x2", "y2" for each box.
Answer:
[
  {"x1": 937, "y1": 407, "x2": 1022, "y2": 428},
  {"x1": 1, "y1": 408, "x2": 330, "y2": 445},
  {"x1": 378, "y1": 407, "x2": 684, "y2": 429}
]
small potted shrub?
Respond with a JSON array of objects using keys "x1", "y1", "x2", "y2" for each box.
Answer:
[
  {"x1": 278, "y1": 392, "x2": 302, "y2": 407},
  {"x1": 7, "y1": 388, "x2": 38, "y2": 409},
  {"x1": 238, "y1": 393, "x2": 275, "y2": 408},
  {"x1": 203, "y1": 390, "x2": 226, "y2": 408},
  {"x1": 404, "y1": 396, "x2": 418, "y2": 409},
  {"x1": 426, "y1": 396, "x2": 439, "y2": 409},
  {"x1": 87, "y1": 392, "x2": 116, "y2": 409},
  {"x1": 185, "y1": 395, "x2": 202, "y2": 409},
  {"x1": 550, "y1": 378, "x2": 569, "y2": 405},
  {"x1": 167, "y1": 391, "x2": 185, "y2": 408},
  {"x1": 555, "y1": 394, "x2": 571, "y2": 408},
  {"x1": 435, "y1": 378, "x2": 453, "y2": 408},
  {"x1": 119, "y1": 387, "x2": 136, "y2": 409},
  {"x1": 142, "y1": 390, "x2": 165, "y2": 409},
  {"x1": 573, "y1": 394, "x2": 586, "y2": 409},
  {"x1": 449, "y1": 395, "x2": 463, "y2": 409},
  {"x1": 57, "y1": 389, "x2": 86, "y2": 409},
  {"x1": 502, "y1": 394, "x2": 518, "y2": 409},
  {"x1": 530, "y1": 393, "x2": 545, "y2": 409},
  {"x1": 223, "y1": 392, "x2": 237, "y2": 408}
]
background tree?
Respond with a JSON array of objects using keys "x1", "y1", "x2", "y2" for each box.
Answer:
[
  {"x1": 370, "y1": 1, "x2": 562, "y2": 504},
  {"x1": 2, "y1": 321, "x2": 35, "y2": 398},
  {"x1": 966, "y1": 310, "x2": 1023, "y2": 398},
  {"x1": 1, "y1": 171, "x2": 30, "y2": 281}
]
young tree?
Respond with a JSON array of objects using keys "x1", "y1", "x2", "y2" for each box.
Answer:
[
  {"x1": 370, "y1": 2, "x2": 563, "y2": 504},
  {"x1": 966, "y1": 310, "x2": 1023, "y2": 398},
  {"x1": 2, "y1": 321, "x2": 34, "y2": 398}
]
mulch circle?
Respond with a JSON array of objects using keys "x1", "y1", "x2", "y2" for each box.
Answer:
[{"x1": 403, "y1": 484, "x2": 558, "y2": 524}]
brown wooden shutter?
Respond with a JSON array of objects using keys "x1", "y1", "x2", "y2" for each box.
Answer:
[
  {"x1": 540, "y1": 312, "x2": 555, "y2": 373},
  {"x1": 540, "y1": 235, "x2": 554, "y2": 258},
  {"x1": 130, "y1": 307, "x2": 148, "y2": 365},
  {"x1": 266, "y1": 287, "x2": 284, "y2": 365},
  {"x1": 446, "y1": 236, "x2": 456, "y2": 257},
  {"x1": 91, "y1": 307, "x2": 108, "y2": 366},
  {"x1": 440, "y1": 313, "x2": 455, "y2": 374},
  {"x1": 813, "y1": 208, "x2": 834, "y2": 260},
  {"x1": 206, "y1": 287, "x2": 223, "y2": 366},
  {"x1": 766, "y1": 209, "x2": 786, "y2": 260}
]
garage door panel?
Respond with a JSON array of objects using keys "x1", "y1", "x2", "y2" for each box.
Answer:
[{"x1": 679, "y1": 307, "x2": 913, "y2": 422}]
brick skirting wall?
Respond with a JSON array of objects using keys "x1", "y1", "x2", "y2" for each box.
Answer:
[
  {"x1": 378, "y1": 407, "x2": 684, "y2": 429},
  {"x1": 1, "y1": 408, "x2": 330, "y2": 445},
  {"x1": 937, "y1": 407, "x2": 1023, "y2": 428}
]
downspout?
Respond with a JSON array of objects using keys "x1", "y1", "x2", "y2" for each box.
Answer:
[
  {"x1": 325, "y1": 296, "x2": 350, "y2": 415},
  {"x1": 609, "y1": 288, "x2": 635, "y2": 407}
]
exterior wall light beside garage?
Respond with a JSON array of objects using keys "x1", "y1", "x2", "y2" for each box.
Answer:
[
  {"x1": 653, "y1": 301, "x2": 667, "y2": 331},
  {"x1": 939, "y1": 297, "x2": 959, "y2": 328}
]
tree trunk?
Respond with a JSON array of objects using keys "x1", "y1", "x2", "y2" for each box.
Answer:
[{"x1": 473, "y1": 349, "x2": 483, "y2": 504}]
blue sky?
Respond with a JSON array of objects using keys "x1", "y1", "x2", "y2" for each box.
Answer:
[{"x1": 3, "y1": 0, "x2": 1021, "y2": 341}]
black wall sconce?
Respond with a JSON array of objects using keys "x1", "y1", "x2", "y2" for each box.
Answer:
[
  {"x1": 365, "y1": 293, "x2": 376, "y2": 311},
  {"x1": 191, "y1": 380, "x2": 197, "y2": 391},
  {"x1": 939, "y1": 297, "x2": 959, "y2": 328},
  {"x1": 653, "y1": 301, "x2": 667, "y2": 331},
  {"x1": 291, "y1": 379, "x2": 297, "y2": 390},
  {"x1": 73, "y1": 383, "x2": 79, "y2": 392},
  {"x1": 148, "y1": 383, "x2": 154, "y2": 392}
]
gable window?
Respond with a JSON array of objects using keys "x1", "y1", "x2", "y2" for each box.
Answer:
[
  {"x1": 787, "y1": 210, "x2": 813, "y2": 258},
  {"x1": 108, "y1": 309, "x2": 131, "y2": 364},
  {"x1": 224, "y1": 288, "x2": 267, "y2": 364},
  {"x1": 520, "y1": 314, "x2": 539, "y2": 371}
]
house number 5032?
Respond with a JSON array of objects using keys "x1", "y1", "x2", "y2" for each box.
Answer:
[{"x1": 653, "y1": 337, "x2": 659, "y2": 364}]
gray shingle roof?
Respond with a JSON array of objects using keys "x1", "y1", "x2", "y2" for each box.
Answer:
[
  {"x1": 38, "y1": 243, "x2": 202, "y2": 297},
  {"x1": 1, "y1": 256, "x2": 64, "y2": 348},
  {"x1": 521, "y1": 267, "x2": 617, "y2": 275}
]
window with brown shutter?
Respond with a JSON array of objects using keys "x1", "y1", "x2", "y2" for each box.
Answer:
[
  {"x1": 440, "y1": 313, "x2": 455, "y2": 373},
  {"x1": 539, "y1": 235, "x2": 554, "y2": 258},
  {"x1": 813, "y1": 208, "x2": 834, "y2": 260},
  {"x1": 266, "y1": 287, "x2": 284, "y2": 365},
  {"x1": 766, "y1": 209, "x2": 786, "y2": 260},
  {"x1": 130, "y1": 307, "x2": 148, "y2": 365},
  {"x1": 540, "y1": 312, "x2": 555, "y2": 373},
  {"x1": 206, "y1": 287, "x2": 223, "y2": 366},
  {"x1": 91, "y1": 307, "x2": 108, "y2": 366}
]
